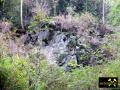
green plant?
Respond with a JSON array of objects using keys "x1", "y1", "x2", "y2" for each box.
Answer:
[
  {"x1": 0, "y1": 67, "x2": 10, "y2": 90},
  {"x1": 0, "y1": 55, "x2": 29, "y2": 90},
  {"x1": 0, "y1": 30, "x2": 120, "y2": 90},
  {"x1": 28, "y1": 11, "x2": 51, "y2": 33},
  {"x1": 108, "y1": 0, "x2": 120, "y2": 26}
]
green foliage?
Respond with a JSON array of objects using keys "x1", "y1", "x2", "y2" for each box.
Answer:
[
  {"x1": 0, "y1": 0, "x2": 21, "y2": 26},
  {"x1": 0, "y1": 52, "x2": 120, "y2": 90},
  {"x1": 56, "y1": 0, "x2": 69, "y2": 14},
  {"x1": 28, "y1": 11, "x2": 51, "y2": 33},
  {"x1": 0, "y1": 0, "x2": 120, "y2": 90},
  {"x1": 0, "y1": 55, "x2": 29, "y2": 90},
  {"x1": 67, "y1": 60, "x2": 79, "y2": 69},
  {"x1": 0, "y1": 67, "x2": 10, "y2": 90},
  {"x1": 39, "y1": 63, "x2": 68, "y2": 90},
  {"x1": 56, "y1": 0, "x2": 105, "y2": 19},
  {"x1": 108, "y1": 0, "x2": 120, "y2": 26}
]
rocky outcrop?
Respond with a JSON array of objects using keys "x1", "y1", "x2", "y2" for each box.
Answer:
[{"x1": 23, "y1": 14, "x2": 113, "y2": 70}]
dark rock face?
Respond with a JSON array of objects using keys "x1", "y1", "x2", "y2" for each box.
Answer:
[
  {"x1": 24, "y1": 29, "x2": 112, "y2": 70},
  {"x1": 47, "y1": 32, "x2": 69, "y2": 65},
  {"x1": 24, "y1": 30, "x2": 52, "y2": 46},
  {"x1": 24, "y1": 32, "x2": 38, "y2": 45},
  {"x1": 23, "y1": 21, "x2": 113, "y2": 70}
]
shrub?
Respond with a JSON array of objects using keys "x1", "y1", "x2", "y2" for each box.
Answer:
[
  {"x1": 108, "y1": 0, "x2": 120, "y2": 26},
  {"x1": 28, "y1": 1, "x2": 51, "y2": 33},
  {"x1": 51, "y1": 12, "x2": 97, "y2": 33},
  {"x1": 0, "y1": 67, "x2": 10, "y2": 90},
  {"x1": 0, "y1": 52, "x2": 120, "y2": 90},
  {"x1": 0, "y1": 21, "x2": 12, "y2": 33},
  {"x1": 38, "y1": 63, "x2": 69, "y2": 90},
  {"x1": 0, "y1": 55, "x2": 29, "y2": 90}
]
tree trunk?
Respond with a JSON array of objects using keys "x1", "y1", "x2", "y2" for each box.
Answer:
[
  {"x1": 102, "y1": 0, "x2": 105, "y2": 24},
  {"x1": 21, "y1": 0, "x2": 24, "y2": 30},
  {"x1": 53, "y1": 0, "x2": 58, "y2": 16},
  {"x1": 85, "y1": 0, "x2": 88, "y2": 12}
]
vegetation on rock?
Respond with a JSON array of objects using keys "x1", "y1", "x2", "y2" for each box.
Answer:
[{"x1": 0, "y1": 0, "x2": 120, "y2": 90}]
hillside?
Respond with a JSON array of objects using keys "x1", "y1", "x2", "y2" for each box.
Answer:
[{"x1": 0, "y1": 0, "x2": 120, "y2": 90}]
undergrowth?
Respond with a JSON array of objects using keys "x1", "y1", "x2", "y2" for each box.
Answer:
[{"x1": 0, "y1": 30, "x2": 120, "y2": 90}]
